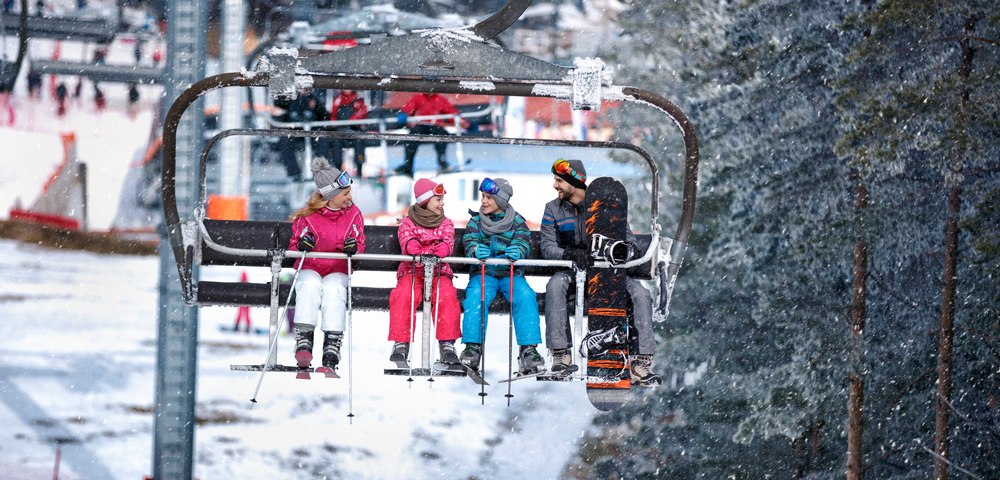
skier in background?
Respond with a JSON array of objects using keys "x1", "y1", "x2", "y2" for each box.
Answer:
[
  {"x1": 392, "y1": 93, "x2": 464, "y2": 176},
  {"x1": 319, "y1": 89, "x2": 368, "y2": 177},
  {"x1": 233, "y1": 270, "x2": 253, "y2": 332},
  {"x1": 539, "y1": 159, "x2": 661, "y2": 386}
]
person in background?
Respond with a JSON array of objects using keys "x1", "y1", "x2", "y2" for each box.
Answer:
[
  {"x1": 321, "y1": 89, "x2": 369, "y2": 176},
  {"x1": 459, "y1": 178, "x2": 545, "y2": 375},
  {"x1": 275, "y1": 91, "x2": 328, "y2": 181},
  {"x1": 392, "y1": 93, "x2": 463, "y2": 176},
  {"x1": 539, "y1": 159, "x2": 662, "y2": 386},
  {"x1": 233, "y1": 270, "x2": 252, "y2": 332},
  {"x1": 386, "y1": 178, "x2": 461, "y2": 368},
  {"x1": 287, "y1": 157, "x2": 365, "y2": 374}
]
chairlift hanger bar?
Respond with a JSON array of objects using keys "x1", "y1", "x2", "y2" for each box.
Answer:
[{"x1": 161, "y1": 0, "x2": 698, "y2": 304}]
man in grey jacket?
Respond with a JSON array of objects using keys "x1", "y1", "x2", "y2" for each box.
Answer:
[{"x1": 540, "y1": 159, "x2": 662, "y2": 386}]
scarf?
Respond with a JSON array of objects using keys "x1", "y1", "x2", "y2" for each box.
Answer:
[
  {"x1": 478, "y1": 205, "x2": 516, "y2": 235},
  {"x1": 408, "y1": 203, "x2": 445, "y2": 229}
]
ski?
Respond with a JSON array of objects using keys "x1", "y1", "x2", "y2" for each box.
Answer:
[
  {"x1": 218, "y1": 325, "x2": 269, "y2": 335},
  {"x1": 461, "y1": 365, "x2": 490, "y2": 386},
  {"x1": 432, "y1": 361, "x2": 465, "y2": 374},
  {"x1": 498, "y1": 365, "x2": 577, "y2": 383},
  {"x1": 230, "y1": 364, "x2": 337, "y2": 380}
]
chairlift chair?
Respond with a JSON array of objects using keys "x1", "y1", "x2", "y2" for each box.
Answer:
[{"x1": 160, "y1": 0, "x2": 698, "y2": 381}]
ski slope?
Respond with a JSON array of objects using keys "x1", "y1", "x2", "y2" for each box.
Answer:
[{"x1": 0, "y1": 240, "x2": 611, "y2": 479}]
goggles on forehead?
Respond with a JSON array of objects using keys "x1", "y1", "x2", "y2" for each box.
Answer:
[
  {"x1": 319, "y1": 171, "x2": 353, "y2": 199},
  {"x1": 551, "y1": 159, "x2": 586, "y2": 183},
  {"x1": 415, "y1": 182, "x2": 447, "y2": 205},
  {"x1": 334, "y1": 171, "x2": 353, "y2": 188},
  {"x1": 479, "y1": 177, "x2": 501, "y2": 195}
]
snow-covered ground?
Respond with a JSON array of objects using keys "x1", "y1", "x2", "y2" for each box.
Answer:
[{"x1": 0, "y1": 240, "x2": 601, "y2": 479}]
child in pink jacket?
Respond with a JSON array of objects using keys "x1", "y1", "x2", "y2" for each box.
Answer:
[
  {"x1": 387, "y1": 178, "x2": 462, "y2": 367},
  {"x1": 289, "y1": 157, "x2": 366, "y2": 375}
]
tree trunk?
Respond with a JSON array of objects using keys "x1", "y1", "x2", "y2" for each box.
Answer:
[
  {"x1": 934, "y1": 22, "x2": 975, "y2": 480},
  {"x1": 847, "y1": 180, "x2": 868, "y2": 480},
  {"x1": 934, "y1": 183, "x2": 962, "y2": 480}
]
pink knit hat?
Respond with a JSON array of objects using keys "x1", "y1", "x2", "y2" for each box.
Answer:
[{"x1": 413, "y1": 178, "x2": 446, "y2": 206}]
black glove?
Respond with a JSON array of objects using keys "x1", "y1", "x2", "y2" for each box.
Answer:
[
  {"x1": 297, "y1": 233, "x2": 316, "y2": 253},
  {"x1": 343, "y1": 237, "x2": 358, "y2": 255},
  {"x1": 562, "y1": 247, "x2": 593, "y2": 270}
]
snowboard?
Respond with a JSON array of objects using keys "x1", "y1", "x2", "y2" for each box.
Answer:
[{"x1": 583, "y1": 177, "x2": 631, "y2": 412}]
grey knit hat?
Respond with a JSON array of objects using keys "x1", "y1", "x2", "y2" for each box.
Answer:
[
  {"x1": 312, "y1": 157, "x2": 350, "y2": 200},
  {"x1": 490, "y1": 178, "x2": 514, "y2": 210}
]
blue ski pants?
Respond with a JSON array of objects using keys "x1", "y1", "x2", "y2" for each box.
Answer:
[{"x1": 461, "y1": 272, "x2": 541, "y2": 346}]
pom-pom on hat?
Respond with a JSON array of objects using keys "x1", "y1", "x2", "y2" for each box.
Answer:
[
  {"x1": 312, "y1": 157, "x2": 350, "y2": 200},
  {"x1": 414, "y1": 178, "x2": 446, "y2": 206}
]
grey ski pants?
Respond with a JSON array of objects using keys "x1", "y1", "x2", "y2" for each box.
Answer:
[{"x1": 543, "y1": 270, "x2": 656, "y2": 355}]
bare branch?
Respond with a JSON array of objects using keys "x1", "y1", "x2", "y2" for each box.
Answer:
[
  {"x1": 934, "y1": 35, "x2": 1000, "y2": 47},
  {"x1": 936, "y1": 391, "x2": 1000, "y2": 442},
  {"x1": 918, "y1": 444, "x2": 984, "y2": 480}
]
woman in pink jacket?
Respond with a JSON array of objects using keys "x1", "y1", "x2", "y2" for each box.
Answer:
[
  {"x1": 387, "y1": 178, "x2": 462, "y2": 367},
  {"x1": 289, "y1": 157, "x2": 366, "y2": 375}
]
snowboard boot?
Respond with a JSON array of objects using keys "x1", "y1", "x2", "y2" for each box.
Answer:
[
  {"x1": 389, "y1": 342, "x2": 410, "y2": 368},
  {"x1": 321, "y1": 331, "x2": 344, "y2": 370},
  {"x1": 294, "y1": 324, "x2": 316, "y2": 368},
  {"x1": 460, "y1": 343, "x2": 482, "y2": 371},
  {"x1": 518, "y1": 344, "x2": 546, "y2": 375},
  {"x1": 629, "y1": 354, "x2": 662, "y2": 387},
  {"x1": 549, "y1": 348, "x2": 578, "y2": 375},
  {"x1": 439, "y1": 341, "x2": 460, "y2": 365}
]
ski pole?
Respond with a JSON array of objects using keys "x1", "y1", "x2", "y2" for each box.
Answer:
[
  {"x1": 347, "y1": 254, "x2": 355, "y2": 423},
  {"x1": 478, "y1": 259, "x2": 488, "y2": 404},
  {"x1": 505, "y1": 257, "x2": 514, "y2": 405},
  {"x1": 406, "y1": 256, "x2": 417, "y2": 384},
  {"x1": 251, "y1": 251, "x2": 306, "y2": 405},
  {"x1": 429, "y1": 260, "x2": 442, "y2": 387}
]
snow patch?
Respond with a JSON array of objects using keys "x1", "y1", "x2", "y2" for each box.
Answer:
[{"x1": 459, "y1": 81, "x2": 496, "y2": 92}]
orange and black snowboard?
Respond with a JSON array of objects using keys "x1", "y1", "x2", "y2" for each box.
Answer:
[{"x1": 583, "y1": 177, "x2": 631, "y2": 411}]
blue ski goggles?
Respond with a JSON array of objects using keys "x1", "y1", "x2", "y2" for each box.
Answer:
[
  {"x1": 334, "y1": 170, "x2": 353, "y2": 188},
  {"x1": 480, "y1": 177, "x2": 501, "y2": 195}
]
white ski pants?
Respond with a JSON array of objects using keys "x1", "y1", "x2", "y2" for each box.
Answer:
[{"x1": 294, "y1": 269, "x2": 347, "y2": 332}]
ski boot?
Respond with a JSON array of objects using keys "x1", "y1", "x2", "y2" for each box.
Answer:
[
  {"x1": 518, "y1": 344, "x2": 546, "y2": 375},
  {"x1": 460, "y1": 343, "x2": 482, "y2": 371},
  {"x1": 439, "y1": 341, "x2": 460, "y2": 365},
  {"x1": 315, "y1": 331, "x2": 343, "y2": 378},
  {"x1": 629, "y1": 354, "x2": 662, "y2": 387},
  {"x1": 389, "y1": 342, "x2": 410, "y2": 368},
  {"x1": 293, "y1": 324, "x2": 315, "y2": 379},
  {"x1": 549, "y1": 348, "x2": 579, "y2": 375},
  {"x1": 294, "y1": 324, "x2": 315, "y2": 367}
]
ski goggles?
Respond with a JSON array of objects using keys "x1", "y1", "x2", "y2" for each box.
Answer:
[
  {"x1": 334, "y1": 170, "x2": 353, "y2": 188},
  {"x1": 415, "y1": 182, "x2": 447, "y2": 205},
  {"x1": 318, "y1": 171, "x2": 353, "y2": 199},
  {"x1": 480, "y1": 177, "x2": 501, "y2": 195},
  {"x1": 551, "y1": 159, "x2": 586, "y2": 184}
]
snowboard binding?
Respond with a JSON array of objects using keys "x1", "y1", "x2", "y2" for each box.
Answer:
[{"x1": 590, "y1": 234, "x2": 633, "y2": 266}]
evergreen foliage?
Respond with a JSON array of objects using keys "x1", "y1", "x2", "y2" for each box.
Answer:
[{"x1": 571, "y1": 0, "x2": 1000, "y2": 478}]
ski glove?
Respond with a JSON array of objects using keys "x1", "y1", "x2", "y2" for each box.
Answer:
[
  {"x1": 505, "y1": 245, "x2": 521, "y2": 262},
  {"x1": 342, "y1": 237, "x2": 358, "y2": 256},
  {"x1": 562, "y1": 247, "x2": 593, "y2": 270},
  {"x1": 396, "y1": 112, "x2": 408, "y2": 125},
  {"x1": 474, "y1": 243, "x2": 492, "y2": 260},
  {"x1": 297, "y1": 233, "x2": 317, "y2": 253}
]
